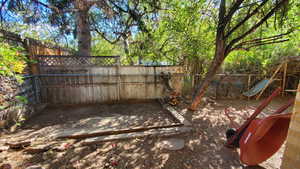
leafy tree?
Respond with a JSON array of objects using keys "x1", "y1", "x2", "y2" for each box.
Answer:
[
  {"x1": 129, "y1": 1, "x2": 216, "y2": 67},
  {"x1": 128, "y1": 0, "x2": 298, "y2": 87},
  {"x1": 91, "y1": 36, "x2": 124, "y2": 56},
  {"x1": 190, "y1": 0, "x2": 299, "y2": 110},
  {"x1": 1, "y1": 0, "x2": 163, "y2": 56}
]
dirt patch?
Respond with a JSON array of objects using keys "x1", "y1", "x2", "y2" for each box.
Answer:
[
  {"x1": 1, "y1": 102, "x2": 178, "y2": 143},
  {"x1": 23, "y1": 102, "x2": 176, "y2": 129},
  {"x1": 0, "y1": 97, "x2": 293, "y2": 169}
]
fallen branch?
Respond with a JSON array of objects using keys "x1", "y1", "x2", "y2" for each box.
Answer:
[{"x1": 5, "y1": 141, "x2": 31, "y2": 149}]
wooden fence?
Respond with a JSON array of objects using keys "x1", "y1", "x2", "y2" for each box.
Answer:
[
  {"x1": 36, "y1": 55, "x2": 183, "y2": 104},
  {"x1": 0, "y1": 29, "x2": 72, "y2": 56},
  {"x1": 182, "y1": 73, "x2": 264, "y2": 99}
]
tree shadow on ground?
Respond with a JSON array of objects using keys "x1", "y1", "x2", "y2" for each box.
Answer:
[{"x1": 2, "y1": 101, "x2": 274, "y2": 169}]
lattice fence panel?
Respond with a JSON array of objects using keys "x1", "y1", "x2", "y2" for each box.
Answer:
[{"x1": 37, "y1": 55, "x2": 120, "y2": 66}]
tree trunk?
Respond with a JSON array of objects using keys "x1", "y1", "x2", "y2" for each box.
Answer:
[
  {"x1": 189, "y1": 39, "x2": 226, "y2": 110},
  {"x1": 75, "y1": 1, "x2": 91, "y2": 56},
  {"x1": 189, "y1": 0, "x2": 227, "y2": 110},
  {"x1": 189, "y1": 0, "x2": 290, "y2": 110},
  {"x1": 123, "y1": 39, "x2": 134, "y2": 65}
]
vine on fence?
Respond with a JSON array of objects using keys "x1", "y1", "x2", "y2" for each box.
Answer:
[
  {"x1": 0, "y1": 42, "x2": 29, "y2": 127},
  {"x1": 0, "y1": 42, "x2": 27, "y2": 80}
]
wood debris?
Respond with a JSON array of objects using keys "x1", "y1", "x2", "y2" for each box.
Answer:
[
  {"x1": 81, "y1": 126, "x2": 192, "y2": 145},
  {"x1": 5, "y1": 141, "x2": 30, "y2": 150}
]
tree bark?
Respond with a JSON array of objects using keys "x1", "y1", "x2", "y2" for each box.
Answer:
[
  {"x1": 123, "y1": 38, "x2": 134, "y2": 65},
  {"x1": 189, "y1": 0, "x2": 227, "y2": 110},
  {"x1": 189, "y1": 36, "x2": 227, "y2": 110},
  {"x1": 75, "y1": 1, "x2": 91, "y2": 56}
]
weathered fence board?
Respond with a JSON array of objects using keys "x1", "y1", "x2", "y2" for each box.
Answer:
[{"x1": 37, "y1": 66, "x2": 183, "y2": 104}]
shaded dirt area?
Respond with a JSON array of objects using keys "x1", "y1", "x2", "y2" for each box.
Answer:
[
  {"x1": 23, "y1": 102, "x2": 176, "y2": 129},
  {"x1": 0, "y1": 97, "x2": 293, "y2": 169},
  {"x1": 0, "y1": 102, "x2": 177, "y2": 144}
]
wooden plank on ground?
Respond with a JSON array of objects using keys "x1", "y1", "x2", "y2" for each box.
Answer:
[
  {"x1": 5, "y1": 141, "x2": 31, "y2": 149},
  {"x1": 53, "y1": 123, "x2": 183, "y2": 139},
  {"x1": 164, "y1": 105, "x2": 192, "y2": 126},
  {"x1": 23, "y1": 144, "x2": 51, "y2": 154},
  {"x1": 81, "y1": 126, "x2": 192, "y2": 145}
]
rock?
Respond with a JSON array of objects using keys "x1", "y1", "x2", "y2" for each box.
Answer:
[{"x1": 158, "y1": 138, "x2": 185, "y2": 150}]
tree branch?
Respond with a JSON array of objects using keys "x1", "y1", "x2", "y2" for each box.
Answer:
[
  {"x1": 90, "y1": 12, "x2": 132, "y2": 44},
  {"x1": 107, "y1": 0, "x2": 128, "y2": 13},
  {"x1": 32, "y1": 0, "x2": 59, "y2": 13},
  {"x1": 94, "y1": 28, "x2": 122, "y2": 44},
  {"x1": 230, "y1": 39, "x2": 289, "y2": 52},
  {"x1": 158, "y1": 37, "x2": 172, "y2": 52},
  {"x1": 0, "y1": 0, "x2": 9, "y2": 22},
  {"x1": 217, "y1": 0, "x2": 227, "y2": 32},
  {"x1": 223, "y1": 0, "x2": 245, "y2": 25},
  {"x1": 31, "y1": 0, "x2": 77, "y2": 13},
  {"x1": 238, "y1": 0, "x2": 265, "y2": 9},
  {"x1": 236, "y1": 31, "x2": 292, "y2": 46},
  {"x1": 225, "y1": 0, "x2": 288, "y2": 54},
  {"x1": 225, "y1": 0, "x2": 269, "y2": 38}
]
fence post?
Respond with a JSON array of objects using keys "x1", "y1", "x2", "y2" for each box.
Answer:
[
  {"x1": 116, "y1": 56, "x2": 121, "y2": 101},
  {"x1": 31, "y1": 75, "x2": 40, "y2": 104}
]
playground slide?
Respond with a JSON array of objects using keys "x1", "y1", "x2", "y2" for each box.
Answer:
[{"x1": 243, "y1": 79, "x2": 270, "y2": 97}]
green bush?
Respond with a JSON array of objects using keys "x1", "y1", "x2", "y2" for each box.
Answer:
[{"x1": 0, "y1": 42, "x2": 26, "y2": 76}]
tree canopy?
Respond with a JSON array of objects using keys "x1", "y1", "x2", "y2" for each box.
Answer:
[{"x1": 1, "y1": 0, "x2": 163, "y2": 55}]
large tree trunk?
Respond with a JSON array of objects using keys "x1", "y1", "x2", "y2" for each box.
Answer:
[
  {"x1": 189, "y1": 38, "x2": 227, "y2": 110},
  {"x1": 123, "y1": 39, "x2": 134, "y2": 65},
  {"x1": 189, "y1": 0, "x2": 227, "y2": 110},
  {"x1": 75, "y1": 1, "x2": 91, "y2": 56}
]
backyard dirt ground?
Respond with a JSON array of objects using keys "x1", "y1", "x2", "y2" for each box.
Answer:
[{"x1": 0, "y1": 97, "x2": 294, "y2": 169}]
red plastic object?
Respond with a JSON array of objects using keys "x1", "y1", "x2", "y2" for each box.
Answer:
[
  {"x1": 239, "y1": 113, "x2": 291, "y2": 165},
  {"x1": 226, "y1": 88, "x2": 282, "y2": 147}
]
